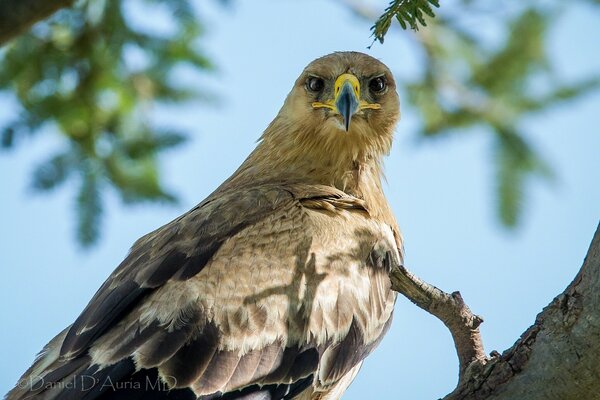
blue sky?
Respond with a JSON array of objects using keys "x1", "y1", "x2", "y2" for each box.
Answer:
[{"x1": 1, "y1": 1, "x2": 599, "y2": 398}]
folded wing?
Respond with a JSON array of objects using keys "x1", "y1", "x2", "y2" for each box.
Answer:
[{"x1": 7, "y1": 184, "x2": 400, "y2": 400}]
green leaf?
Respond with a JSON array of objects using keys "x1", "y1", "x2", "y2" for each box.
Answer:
[
  {"x1": 494, "y1": 126, "x2": 553, "y2": 227},
  {"x1": 371, "y1": 0, "x2": 440, "y2": 43},
  {"x1": 0, "y1": 0, "x2": 214, "y2": 247},
  {"x1": 472, "y1": 9, "x2": 548, "y2": 95},
  {"x1": 120, "y1": 130, "x2": 187, "y2": 159},
  {"x1": 1, "y1": 126, "x2": 15, "y2": 148},
  {"x1": 76, "y1": 165, "x2": 103, "y2": 247},
  {"x1": 31, "y1": 153, "x2": 73, "y2": 191},
  {"x1": 518, "y1": 77, "x2": 600, "y2": 113},
  {"x1": 104, "y1": 152, "x2": 177, "y2": 204}
]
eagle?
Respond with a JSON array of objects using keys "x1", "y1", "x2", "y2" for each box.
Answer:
[{"x1": 7, "y1": 51, "x2": 403, "y2": 400}]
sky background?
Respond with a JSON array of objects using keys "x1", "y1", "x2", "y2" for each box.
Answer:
[{"x1": 1, "y1": 1, "x2": 599, "y2": 399}]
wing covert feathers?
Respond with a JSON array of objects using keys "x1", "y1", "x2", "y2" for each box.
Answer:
[{"x1": 7, "y1": 184, "x2": 401, "y2": 400}]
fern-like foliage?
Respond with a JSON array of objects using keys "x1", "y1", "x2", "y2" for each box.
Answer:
[
  {"x1": 371, "y1": 0, "x2": 440, "y2": 43},
  {"x1": 0, "y1": 0, "x2": 213, "y2": 247},
  {"x1": 403, "y1": 7, "x2": 600, "y2": 227}
]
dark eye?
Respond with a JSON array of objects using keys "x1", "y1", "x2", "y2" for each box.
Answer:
[
  {"x1": 369, "y1": 76, "x2": 386, "y2": 93},
  {"x1": 307, "y1": 76, "x2": 324, "y2": 92}
]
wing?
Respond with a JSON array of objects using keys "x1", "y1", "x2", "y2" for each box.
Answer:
[{"x1": 7, "y1": 183, "x2": 401, "y2": 400}]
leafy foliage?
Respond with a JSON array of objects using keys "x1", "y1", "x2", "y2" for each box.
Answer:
[
  {"x1": 371, "y1": 0, "x2": 440, "y2": 43},
  {"x1": 399, "y1": 6, "x2": 599, "y2": 226},
  {"x1": 0, "y1": 0, "x2": 212, "y2": 246}
]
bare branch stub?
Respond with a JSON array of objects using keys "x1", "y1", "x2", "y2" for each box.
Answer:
[{"x1": 389, "y1": 265, "x2": 488, "y2": 379}]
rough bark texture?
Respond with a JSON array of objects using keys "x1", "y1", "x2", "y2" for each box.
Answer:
[
  {"x1": 446, "y1": 222, "x2": 600, "y2": 400},
  {"x1": 0, "y1": 0, "x2": 75, "y2": 46},
  {"x1": 391, "y1": 222, "x2": 600, "y2": 400},
  {"x1": 389, "y1": 265, "x2": 487, "y2": 378}
]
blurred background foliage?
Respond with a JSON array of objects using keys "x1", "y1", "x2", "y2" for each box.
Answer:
[
  {"x1": 0, "y1": 0, "x2": 213, "y2": 246},
  {"x1": 0, "y1": 0, "x2": 598, "y2": 247}
]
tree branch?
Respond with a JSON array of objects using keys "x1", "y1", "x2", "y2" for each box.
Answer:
[
  {"x1": 444, "y1": 222, "x2": 600, "y2": 400},
  {"x1": 390, "y1": 222, "x2": 600, "y2": 399},
  {"x1": 0, "y1": 0, "x2": 75, "y2": 46},
  {"x1": 389, "y1": 265, "x2": 488, "y2": 380}
]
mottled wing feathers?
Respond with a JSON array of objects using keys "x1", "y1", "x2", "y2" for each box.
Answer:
[
  {"x1": 8, "y1": 183, "x2": 400, "y2": 400},
  {"x1": 60, "y1": 185, "x2": 296, "y2": 358}
]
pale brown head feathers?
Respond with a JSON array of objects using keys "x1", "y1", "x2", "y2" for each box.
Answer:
[{"x1": 228, "y1": 52, "x2": 400, "y2": 195}]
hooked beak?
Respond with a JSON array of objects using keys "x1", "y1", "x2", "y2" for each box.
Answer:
[
  {"x1": 335, "y1": 76, "x2": 360, "y2": 132},
  {"x1": 312, "y1": 73, "x2": 381, "y2": 132}
]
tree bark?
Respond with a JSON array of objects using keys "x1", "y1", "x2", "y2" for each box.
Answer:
[
  {"x1": 389, "y1": 265, "x2": 487, "y2": 379},
  {"x1": 0, "y1": 0, "x2": 75, "y2": 46},
  {"x1": 390, "y1": 222, "x2": 600, "y2": 400},
  {"x1": 446, "y1": 222, "x2": 600, "y2": 400}
]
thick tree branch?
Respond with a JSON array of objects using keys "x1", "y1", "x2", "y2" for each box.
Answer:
[
  {"x1": 444, "y1": 222, "x2": 600, "y2": 400},
  {"x1": 389, "y1": 265, "x2": 488, "y2": 378},
  {"x1": 0, "y1": 0, "x2": 75, "y2": 46},
  {"x1": 390, "y1": 222, "x2": 600, "y2": 399}
]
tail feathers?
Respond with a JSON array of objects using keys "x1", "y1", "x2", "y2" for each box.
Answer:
[
  {"x1": 7, "y1": 351, "x2": 313, "y2": 400},
  {"x1": 6, "y1": 327, "x2": 313, "y2": 400},
  {"x1": 7, "y1": 355, "x2": 196, "y2": 400}
]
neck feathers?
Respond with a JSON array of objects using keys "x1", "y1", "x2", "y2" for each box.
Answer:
[
  {"x1": 237, "y1": 115, "x2": 390, "y2": 186},
  {"x1": 219, "y1": 114, "x2": 395, "y2": 224}
]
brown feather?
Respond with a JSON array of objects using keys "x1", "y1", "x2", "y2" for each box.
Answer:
[{"x1": 7, "y1": 52, "x2": 403, "y2": 400}]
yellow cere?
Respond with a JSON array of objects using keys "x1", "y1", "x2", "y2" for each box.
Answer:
[
  {"x1": 312, "y1": 73, "x2": 381, "y2": 112},
  {"x1": 334, "y1": 73, "x2": 361, "y2": 99}
]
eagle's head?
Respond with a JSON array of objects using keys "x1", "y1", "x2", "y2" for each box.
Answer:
[
  {"x1": 289, "y1": 51, "x2": 400, "y2": 138},
  {"x1": 239, "y1": 52, "x2": 401, "y2": 189}
]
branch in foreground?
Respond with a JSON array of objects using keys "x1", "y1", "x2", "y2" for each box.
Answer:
[
  {"x1": 444, "y1": 222, "x2": 600, "y2": 400},
  {"x1": 390, "y1": 222, "x2": 600, "y2": 399},
  {"x1": 0, "y1": 0, "x2": 75, "y2": 46},
  {"x1": 389, "y1": 264, "x2": 488, "y2": 379}
]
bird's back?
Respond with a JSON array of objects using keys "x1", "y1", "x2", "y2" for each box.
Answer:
[{"x1": 7, "y1": 183, "x2": 400, "y2": 400}]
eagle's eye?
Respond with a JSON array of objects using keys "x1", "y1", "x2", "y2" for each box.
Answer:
[
  {"x1": 369, "y1": 76, "x2": 386, "y2": 93},
  {"x1": 306, "y1": 76, "x2": 324, "y2": 93}
]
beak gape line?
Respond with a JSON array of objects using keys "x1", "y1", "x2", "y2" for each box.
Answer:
[{"x1": 312, "y1": 73, "x2": 381, "y2": 132}]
